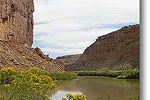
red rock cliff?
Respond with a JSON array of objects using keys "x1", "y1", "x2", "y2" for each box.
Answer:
[
  {"x1": 69, "y1": 24, "x2": 140, "y2": 71},
  {"x1": 0, "y1": 0, "x2": 65, "y2": 72},
  {"x1": 0, "y1": 0, "x2": 34, "y2": 46}
]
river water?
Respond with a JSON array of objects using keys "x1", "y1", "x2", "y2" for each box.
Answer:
[{"x1": 49, "y1": 76, "x2": 139, "y2": 100}]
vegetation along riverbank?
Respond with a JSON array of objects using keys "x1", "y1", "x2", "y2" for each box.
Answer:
[
  {"x1": 0, "y1": 67, "x2": 78, "y2": 100},
  {"x1": 0, "y1": 67, "x2": 139, "y2": 100},
  {"x1": 75, "y1": 70, "x2": 139, "y2": 79}
]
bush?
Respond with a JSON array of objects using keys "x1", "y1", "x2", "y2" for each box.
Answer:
[
  {"x1": 0, "y1": 67, "x2": 78, "y2": 100},
  {"x1": 76, "y1": 70, "x2": 122, "y2": 77},
  {"x1": 117, "y1": 70, "x2": 139, "y2": 79},
  {"x1": 76, "y1": 70, "x2": 139, "y2": 79},
  {"x1": 0, "y1": 67, "x2": 17, "y2": 84},
  {"x1": 62, "y1": 93, "x2": 86, "y2": 100},
  {"x1": 0, "y1": 67, "x2": 55, "y2": 100},
  {"x1": 40, "y1": 72, "x2": 78, "y2": 80}
]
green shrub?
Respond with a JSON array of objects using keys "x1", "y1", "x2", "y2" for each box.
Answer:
[
  {"x1": 40, "y1": 72, "x2": 78, "y2": 80},
  {"x1": 76, "y1": 71, "x2": 122, "y2": 77},
  {"x1": 62, "y1": 93, "x2": 86, "y2": 100},
  {"x1": 76, "y1": 70, "x2": 139, "y2": 79},
  {"x1": 0, "y1": 67, "x2": 17, "y2": 84},
  {"x1": 117, "y1": 70, "x2": 139, "y2": 79},
  {"x1": 0, "y1": 67, "x2": 55, "y2": 100}
]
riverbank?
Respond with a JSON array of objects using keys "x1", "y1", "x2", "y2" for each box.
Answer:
[
  {"x1": 0, "y1": 67, "x2": 139, "y2": 86},
  {"x1": 75, "y1": 70, "x2": 139, "y2": 79},
  {"x1": 40, "y1": 71, "x2": 78, "y2": 80},
  {"x1": 0, "y1": 67, "x2": 139, "y2": 100},
  {"x1": 39, "y1": 69, "x2": 139, "y2": 80},
  {"x1": 40, "y1": 69, "x2": 139, "y2": 80}
]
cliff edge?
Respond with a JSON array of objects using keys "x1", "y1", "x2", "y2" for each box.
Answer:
[{"x1": 0, "y1": 0, "x2": 65, "y2": 72}]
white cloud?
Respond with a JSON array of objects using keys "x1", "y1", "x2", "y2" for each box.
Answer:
[
  {"x1": 33, "y1": 0, "x2": 139, "y2": 58},
  {"x1": 34, "y1": 28, "x2": 116, "y2": 49},
  {"x1": 42, "y1": 47, "x2": 83, "y2": 54}
]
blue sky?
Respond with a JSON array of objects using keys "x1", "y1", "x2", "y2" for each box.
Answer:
[{"x1": 33, "y1": 0, "x2": 139, "y2": 58}]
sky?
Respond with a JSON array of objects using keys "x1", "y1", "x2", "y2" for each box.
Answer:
[{"x1": 33, "y1": 0, "x2": 139, "y2": 58}]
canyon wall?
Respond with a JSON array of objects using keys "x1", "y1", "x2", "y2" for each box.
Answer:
[
  {"x1": 69, "y1": 24, "x2": 140, "y2": 71},
  {"x1": 0, "y1": 0, "x2": 65, "y2": 72},
  {"x1": 0, "y1": 0, "x2": 34, "y2": 46},
  {"x1": 55, "y1": 54, "x2": 81, "y2": 70}
]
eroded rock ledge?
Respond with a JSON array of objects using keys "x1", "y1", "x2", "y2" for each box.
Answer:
[{"x1": 0, "y1": 42, "x2": 65, "y2": 72}]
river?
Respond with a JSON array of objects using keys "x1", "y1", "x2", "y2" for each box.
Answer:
[{"x1": 49, "y1": 76, "x2": 139, "y2": 100}]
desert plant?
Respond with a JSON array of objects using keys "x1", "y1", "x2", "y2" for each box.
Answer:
[
  {"x1": 62, "y1": 93, "x2": 86, "y2": 100},
  {"x1": 0, "y1": 67, "x2": 56, "y2": 100}
]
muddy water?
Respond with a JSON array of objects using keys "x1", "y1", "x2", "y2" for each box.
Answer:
[{"x1": 49, "y1": 76, "x2": 139, "y2": 100}]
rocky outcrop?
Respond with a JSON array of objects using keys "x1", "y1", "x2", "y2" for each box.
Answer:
[
  {"x1": 69, "y1": 24, "x2": 140, "y2": 71},
  {"x1": 0, "y1": 0, "x2": 34, "y2": 46},
  {"x1": 0, "y1": 0, "x2": 65, "y2": 72},
  {"x1": 0, "y1": 41, "x2": 65, "y2": 72},
  {"x1": 55, "y1": 54, "x2": 81, "y2": 70}
]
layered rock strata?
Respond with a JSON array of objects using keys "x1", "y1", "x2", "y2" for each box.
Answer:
[{"x1": 69, "y1": 24, "x2": 140, "y2": 71}]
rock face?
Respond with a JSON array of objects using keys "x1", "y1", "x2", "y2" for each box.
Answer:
[
  {"x1": 0, "y1": 0, "x2": 34, "y2": 46},
  {"x1": 69, "y1": 24, "x2": 140, "y2": 71},
  {"x1": 0, "y1": 0, "x2": 65, "y2": 72},
  {"x1": 0, "y1": 42, "x2": 65, "y2": 72},
  {"x1": 55, "y1": 54, "x2": 81, "y2": 70}
]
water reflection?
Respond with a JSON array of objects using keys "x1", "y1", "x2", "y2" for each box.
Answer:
[{"x1": 49, "y1": 76, "x2": 139, "y2": 100}]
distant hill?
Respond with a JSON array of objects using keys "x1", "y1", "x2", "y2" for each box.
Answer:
[
  {"x1": 68, "y1": 24, "x2": 140, "y2": 71},
  {"x1": 55, "y1": 54, "x2": 81, "y2": 70}
]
